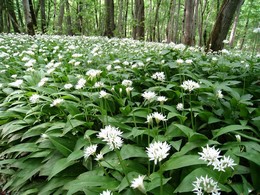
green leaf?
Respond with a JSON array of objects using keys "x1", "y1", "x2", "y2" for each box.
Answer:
[
  {"x1": 162, "y1": 155, "x2": 206, "y2": 171},
  {"x1": 212, "y1": 125, "x2": 253, "y2": 139},
  {"x1": 63, "y1": 119, "x2": 85, "y2": 135},
  {"x1": 120, "y1": 144, "x2": 147, "y2": 160},
  {"x1": 2, "y1": 143, "x2": 38, "y2": 155},
  {"x1": 173, "y1": 124, "x2": 194, "y2": 138},
  {"x1": 48, "y1": 158, "x2": 76, "y2": 180},
  {"x1": 48, "y1": 136, "x2": 73, "y2": 156},
  {"x1": 234, "y1": 149, "x2": 260, "y2": 166}
]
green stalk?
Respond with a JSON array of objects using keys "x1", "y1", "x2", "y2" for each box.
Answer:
[
  {"x1": 160, "y1": 162, "x2": 163, "y2": 195},
  {"x1": 189, "y1": 93, "x2": 195, "y2": 130},
  {"x1": 115, "y1": 148, "x2": 131, "y2": 186}
]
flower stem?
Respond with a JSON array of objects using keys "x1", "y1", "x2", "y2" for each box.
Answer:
[
  {"x1": 160, "y1": 162, "x2": 163, "y2": 195},
  {"x1": 189, "y1": 94, "x2": 195, "y2": 130},
  {"x1": 115, "y1": 148, "x2": 131, "y2": 186}
]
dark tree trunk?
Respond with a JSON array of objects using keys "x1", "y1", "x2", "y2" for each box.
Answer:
[
  {"x1": 65, "y1": 0, "x2": 73, "y2": 35},
  {"x1": 183, "y1": 0, "x2": 195, "y2": 46},
  {"x1": 77, "y1": 1, "x2": 83, "y2": 34},
  {"x1": 104, "y1": 0, "x2": 115, "y2": 38},
  {"x1": 28, "y1": 0, "x2": 37, "y2": 27},
  {"x1": 7, "y1": 0, "x2": 20, "y2": 33},
  {"x1": 40, "y1": 0, "x2": 46, "y2": 33},
  {"x1": 124, "y1": 0, "x2": 129, "y2": 37},
  {"x1": 133, "y1": 0, "x2": 145, "y2": 40},
  {"x1": 16, "y1": 0, "x2": 25, "y2": 31},
  {"x1": 0, "y1": 3, "x2": 3, "y2": 33},
  {"x1": 57, "y1": 1, "x2": 64, "y2": 34},
  {"x1": 23, "y1": 0, "x2": 35, "y2": 35},
  {"x1": 207, "y1": 0, "x2": 244, "y2": 51}
]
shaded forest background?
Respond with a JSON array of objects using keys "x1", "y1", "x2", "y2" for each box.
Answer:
[{"x1": 0, "y1": 0, "x2": 259, "y2": 51}]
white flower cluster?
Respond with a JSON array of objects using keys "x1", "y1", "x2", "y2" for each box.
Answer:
[
  {"x1": 9, "y1": 79, "x2": 23, "y2": 88},
  {"x1": 29, "y1": 94, "x2": 40, "y2": 104},
  {"x1": 176, "y1": 103, "x2": 184, "y2": 111},
  {"x1": 199, "y1": 145, "x2": 236, "y2": 172},
  {"x1": 99, "y1": 90, "x2": 110, "y2": 98},
  {"x1": 64, "y1": 83, "x2": 73, "y2": 89},
  {"x1": 146, "y1": 141, "x2": 171, "y2": 165},
  {"x1": 216, "y1": 90, "x2": 224, "y2": 99},
  {"x1": 86, "y1": 69, "x2": 102, "y2": 80},
  {"x1": 38, "y1": 77, "x2": 49, "y2": 87},
  {"x1": 75, "y1": 78, "x2": 86, "y2": 89},
  {"x1": 151, "y1": 72, "x2": 165, "y2": 81},
  {"x1": 122, "y1": 79, "x2": 133, "y2": 87},
  {"x1": 181, "y1": 80, "x2": 200, "y2": 92},
  {"x1": 131, "y1": 175, "x2": 146, "y2": 193},
  {"x1": 146, "y1": 112, "x2": 167, "y2": 124},
  {"x1": 253, "y1": 28, "x2": 260, "y2": 33},
  {"x1": 50, "y1": 98, "x2": 64, "y2": 107},
  {"x1": 97, "y1": 125, "x2": 123, "y2": 150},
  {"x1": 84, "y1": 144, "x2": 97, "y2": 159},
  {"x1": 100, "y1": 190, "x2": 113, "y2": 195},
  {"x1": 142, "y1": 91, "x2": 156, "y2": 102},
  {"x1": 192, "y1": 175, "x2": 220, "y2": 195},
  {"x1": 157, "y1": 96, "x2": 167, "y2": 103}
]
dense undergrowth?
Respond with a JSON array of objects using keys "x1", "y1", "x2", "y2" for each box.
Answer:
[{"x1": 0, "y1": 34, "x2": 259, "y2": 195}]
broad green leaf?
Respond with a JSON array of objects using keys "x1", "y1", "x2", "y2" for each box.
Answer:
[
  {"x1": 2, "y1": 143, "x2": 38, "y2": 155},
  {"x1": 22, "y1": 122, "x2": 51, "y2": 140},
  {"x1": 234, "y1": 149, "x2": 260, "y2": 166},
  {"x1": 162, "y1": 155, "x2": 206, "y2": 171},
  {"x1": 48, "y1": 158, "x2": 76, "y2": 180},
  {"x1": 173, "y1": 124, "x2": 194, "y2": 138},
  {"x1": 48, "y1": 136, "x2": 73, "y2": 156},
  {"x1": 212, "y1": 125, "x2": 253, "y2": 139},
  {"x1": 120, "y1": 144, "x2": 147, "y2": 160},
  {"x1": 63, "y1": 119, "x2": 85, "y2": 135}
]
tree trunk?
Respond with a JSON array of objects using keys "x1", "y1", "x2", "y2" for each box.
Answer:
[
  {"x1": 77, "y1": 1, "x2": 83, "y2": 34},
  {"x1": 207, "y1": 0, "x2": 244, "y2": 51},
  {"x1": 104, "y1": 0, "x2": 115, "y2": 38},
  {"x1": 174, "y1": 0, "x2": 181, "y2": 43},
  {"x1": 22, "y1": 0, "x2": 35, "y2": 35},
  {"x1": 0, "y1": 3, "x2": 3, "y2": 33},
  {"x1": 57, "y1": 1, "x2": 64, "y2": 34},
  {"x1": 183, "y1": 0, "x2": 195, "y2": 46},
  {"x1": 152, "y1": 0, "x2": 161, "y2": 41},
  {"x1": 28, "y1": 0, "x2": 37, "y2": 27},
  {"x1": 118, "y1": 0, "x2": 124, "y2": 37},
  {"x1": 166, "y1": 0, "x2": 176, "y2": 43},
  {"x1": 65, "y1": 0, "x2": 73, "y2": 35},
  {"x1": 40, "y1": 0, "x2": 46, "y2": 33},
  {"x1": 133, "y1": 0, "x2": 145, "y2": 40},
  {"x1": 7, "y1": 0, "x2": 20, "y2": 33},
  {"x1": 124, "y1": 0, "x2": 129, "y2": 37},
  {"x1": 53, "y1": 0, "x2": 56, "y2": 31},
  {"x1": 229, "y1": 0, "x2": 244, "y2": 47},
  {"x1": 16, "y1": 0, "x2": 25, "y2": 31}
]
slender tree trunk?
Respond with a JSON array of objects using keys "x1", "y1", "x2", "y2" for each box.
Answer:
[
  {"x1": 53, "y1": 0, "x2": 56, "y2": 31},
  {"x1": 22, "y1": 0, "x2": 35, "y2": 35},
  {"x1": 28, "y1": 0, "x2": 37, "y2": 27},
  {"x1": 207, "y1": 0, "x2": 244, "y2": 51},
  {"x1": 0, "y1": 3, "x2": 3, "y2": 33},
  {"x1": 229, "y1": 0, "x2": 244, "y2": 47},
  {"x1": 193, "y1": 0, "x2": 199, "y2": 45},
  {"x1": 133, "y1": 0, "x2": 145, "y2": 40},
  {"x1": 166, "y1": 0, "x2": 176, "y2": 43},
  {"x1": 77, "y1": 1, "x2": 83, "y2": 34},
  {"x1": 57, "y1": 1, "x2": 64, "y2": 34},
  {"x1": 16, "y1": 0, "x2": 25, "y2": 31},
  {"x1": 7, "y1": 0, "x2": 20, "y2": 33},
  {"x1": 174, "y1": 0, "x2": 181, "y2": 43},
  {"x1": 124, "y1": 0, "x2": 129, "y2": 37},
  {"x1": 118, "y1": 0, "x2": 124, "y2": 37},
  {"x1": 93, "y1": 0, "x2": 99, "y2": 30},
  {"x1": 152, "y1": 0, "x2": 161, "y2": 41},
  {"x1": 65, "y1": 0, "x2": 73, "y2": 35},
  {"x1": 104, "y1": 0, "x2": 115, "y2": 37},
  {"x1": 40, "y1": 0, "x2": 46, "y2": 33},
  {"x1": 183, "y1": 0, "x2": 195, "y2": 46}
]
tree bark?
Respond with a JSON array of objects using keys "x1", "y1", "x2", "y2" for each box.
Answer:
[
  {"x1": 40, "y1": 0, "x2": 46, "y2": 33},
  {"x1": 152, "y1": 0, "x2": 162, "y2": 41},
  {"x1": 124, "y1": 0, "x2": 129, "y2": 37},
  {"x1": 22, "y1": 0, "x2": 35, "y2": 35},
  {"x1": 65, "y1": 0, "x2": 73, "y2": 35},
  {"x1": 7, "y1": 0, "x2": 20, "y2": 33},
  {"x1": 118, "y1": 0, "x2": 124, "y2": 37},
  {"x1": 28, "y1": 0, "x2": 37, "y2": 27},
  {"x1": 166, "y1": 0, "x2": 176, "y2": 43},
  {"x1": 229, "y1": 0, "x2": 244, "y2": 47},
  {"x1": 57, "y1": 1, "x2": 64, "y2": 34},
  {"x1": 207, "y1": 0, "x2": 244, "y2": 51},
  {"x1": 0, "y1": 3, "x2": 3, "y2": 33},
  {"x1": 16, "y1": 0, "x2": 25, "y2": 31},
  {"x1": 104, "y1": 0, "x2": 115, "y2": 38},
  {"x1": 183, "y1": 0, "x2": 195, "y2": 46},
  {"x1": 133, "y1": 0, "x2": 145, "y2": 40},
  {"x1": 174, "y1": 0, "x2": 181, "y2": 43}
]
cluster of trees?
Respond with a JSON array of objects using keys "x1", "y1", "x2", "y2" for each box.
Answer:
[{"x1": 0, "y1": 0, "x2": 259, "y2": 51}]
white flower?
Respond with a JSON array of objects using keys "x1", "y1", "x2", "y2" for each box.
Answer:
[
  {"x1": 72, "y1": 53, "x2": 83, "y2": 58},
  {"x1": 50, "y1": 98, "x2": 64, "y2": 107},
  {"x1": 106, "y1": 64, "x2": 112, "y2": 71},
  {"x1": 212, "y1": 57, "x2": 218, "y2": 61},
  {"x1": 192, "y1": 175, "x2": 220, "y2": 195},
  {"x1": 176, "y1": 59, "x2": 184, "y2": 64},
  {"x1": 95, "y1": 152, "x2": 104, "y2": 161},
  {"x1": 29, "y1": 94, "x2": 40, "y2": 103},
  {"x1": 152, "y1": 112, "x2": 167, "y2": 124},
  {"x1": 181, "y1": 80, "x2": 200, "y2": 92},
  {"x1": 84, "y1": 144, "x2": 98, "y2": 159},
  {"x1": 131, "y1": 175, "x2": 146, "y2": 193},
  {"x1": 151, "y1": 72, "x2": 165, "y2": 81},
  {"x1": 176, "y1": 103, "x2": 184, "y2": 111},
  {"x1": 235, "y1": 135, "x2": 241, "y2": 142},
  {"x1": 64, "y1": 83, "x2": 73, "y2": 89},
  {"x1": 122, "y1": 79, "x2": 133, "y2": 87},
  {"x1": 142, "y1": 91, "x2": 156, "y2": 102},
  {"x1": 223, "y1": 39, "x2": 229, "y2": 44},
  {"x1": 9, "y1": 79, "x2": 23, "y2": 88},
  {"x1": 75, "y1": 78, "x2": 86, "y2": 89},
  {"x1": 100, "y1": 189, "x2": 113, "y2": 195},
  {"x1": 213, "y1": 155, "x2": 236, "y2": 172},
  {"x1": 216, "y1": 90, "x2": 224, "y2": 99},
  {"x1": 38, "y1": 77, "x2": 49, "y2": 87},
  {"x1": 11, "y1": 74, "x2": 17, "y2": 79},
  {"x1": 99, "y1": 90, "x2": 109, "y2": 98},
  {"x1": 146, "y1": 141, "x2": 171, "y2": 165},
  {"x1": 74, "y1": 61, "x2": 81, "y2": 66},
  {"x1": 146, "y1": 114, "x2": 153, "y2": 124},
  {"x1": 185, "y1": 59, "x2": 193, "y2": 64},
  {"x1": 97, "y1": 125, "x2": 123, "y2": 150},
  {"x1": 253, "y1": 28, "x2": 260, "y2": 33},
  {"x1": 86, "y1": 69, "x2": 102, "y2": 80},
  {"x1": 94, "y1": 81, "x2": 104, "y2": 88},
  {"x1": 126, "y1": 87, "x2": 134, "y2": 95},
  {"x1": 157, "y1": 96, "x2": 167, "y2": 103},
  {"x1": 0, "y1": 83, "x2": 3, "y2": 88},
  {"x1": 199, "y1": 145, "x2": 222, "y2": 166}
]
